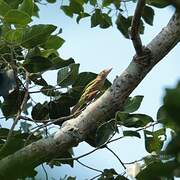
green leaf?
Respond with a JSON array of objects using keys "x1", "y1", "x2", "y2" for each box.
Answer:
[
  {"x1": 142, "y1": 6, "x2": 154, "y2": 26},
  {"x1": 156, "y1": 105, "x2": 175, "y2": 130},
  {"x1": 43, "y1": 35, "x2": 65, "y2": 50},
  {"x1": 4, "y1": 29, "x2": 24, "y2": 44},
  {"x1": 76, "y1": 12, "x2": 90, "y2": 23},
  {"x1": 22, "y1": 24, "x2": 57, "y2": 49},
  {"x1": 116, "y1": 14, "x2": 130, "y2": 39},
  {"x1": 29, "y1": 73, "x2": 48, "y2": 86},
  {"x1": 1, "y1": 90, "x2": 27, "y2": 117},
  {"x1": 70, "y1": 0, "x2": 84, "y2": 14},
  {"x1": 96, "y1": 120, "x2": 117, "y2": 146},
  {"x1": 116, "y1": 15, "x2": 144, "y2": 39},
  {"x1": 100, "y1": 13, "x2": 112, "y2": 29},
  {"x1": 136, "y1": 161, "x2": 176, "y2": 180},
  {"x1": 163, "y1": 82, "x2": 180, "y2": 127},
  {"x1": 0, "y1": 0, "x2": 11, "y2": 17},
  {"x1": 123, "y1": 95, "x2": 144, "y2": 113},
  {"x1": 144, "y1": 129, "x2": 165, "y2": 153},
  {"x1": 166, "y1": 134, "x2": 180, "y2": 156},
  {"x1": 113, "y1": 0, "x2": 121, "y2": 9},
  {"x1": 57, "y1": 63, "x2": 80, "y2": 87},
  {"x1": 4, "y1": 0, "x2": 23, "y2": 9},
  {"x1": 102, "y1": 0, "x2": 113, "y2": 7},
  {"x1": 31, "y1": 102, "x2": 49, "y2": 121},
  {"x1": 123, "y1": 130, "x2": 141, "y2": 138},
  {"x1": 48, "y1": 100, "x2": 70, "y2": 120},
  {"x1": 90, "y1": 0, "x2": 97, "y2": 6},
  {"x1": 50, "y1": 57, "x2": 75, "y2": 70},
  {"x1": 46, "y1": 0, "x2": 56, "y2": 3},
  {"x1": 73, "y1": 72, "x2": 97, "y2": 87},
  {"x1": 116, "y1": 113, "x2": 153, "y2": 128},
  {"x1": 23, "y1": 56, "x2": 53, "y2": 73},
  {"x1": 146, "y1": 0, "x2": 170, "y2": 8},
  {"x1": 61, "y1": 5, "x2": 73, "y2": 17},
  {"x1": 91, "y1": 10, "x2": 112, "y2": 29},
  {"x1": 19, "y1": 0, "x2": 34, "y2": 17},
  {"x1": 4, "y1": 10, "x2": 32, "y2": 25},
  {"x1": 41, "y1": 85, "x2": 61, "y2": 97},
  {"x1": 91, "y1": 9, "x2": 102, "y2": 27}
]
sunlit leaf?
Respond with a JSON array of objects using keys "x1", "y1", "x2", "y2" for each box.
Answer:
[
  {"x1": 4, "y1": 10, "x2": 32, "y2": 25},
  {"x1": 22, "y1": 24, "x2": 57, "y2": 48}
]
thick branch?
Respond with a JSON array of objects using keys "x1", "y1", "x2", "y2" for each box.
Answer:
[{"x1": 0, "y1": 11, "x2": 180, "y2": 179}]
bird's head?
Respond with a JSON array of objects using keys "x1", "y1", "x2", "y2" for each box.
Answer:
[{"x1": 98, "y1": 68, "x2": 112, "y2": 79}]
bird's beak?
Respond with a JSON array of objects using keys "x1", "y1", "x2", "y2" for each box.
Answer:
[{"x1": 106, "y1": 67, "x2": 112, "y2": 74}]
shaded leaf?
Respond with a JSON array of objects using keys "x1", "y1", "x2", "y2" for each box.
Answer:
[
  {"x1": 70, "y1": 0, "x2": 84, "y2": 14},
  {"x1": 147, "y1": 0, "x2": 170, "y2": 8},
  {"x1": 23, "y1": 56, "x2": 53, "y2": 73},
  {"x1": 31, "y1": 102, "x2": 49, "y2": 121},
  {"x1": 123, "y1": 95, "x2": 144, "y2": 113},
  {"x1": 142, "y1": 6, "x2": 154, "y2": 26},
  {"x1": 41, "y1": 85, "x2": 61, "y2": 97},
  {"x1": 91, "y1": 9, "x2": 102, "y2": 27},
  {"x1": 76, "y1": 12, "x2": 90, "y2": 23},
  {"x1": 123, "y1": 130, "x2": 141, "y2": 138},
  {"x1": 96, "y1": 120, "x2": 116, "y2": 146},
  {"x1": 29, "y1": 73, "x2": 48, "y2": 86},
  {"x1": 48, "y1": 100, "x2": 70, "y2": 120},
  {"x1": 116, "y1": 113, "x2": 153, "y2": 128},
  {"x1": 1, "y1": 90, "x2": 27, "y2": 117},
  {"x1": 157, "y1": 105, "x2": 175, "y2": 130},
  {"x1": 102, "y1": 0, "x2": 113, "y2": 7},
  {"x1": 116, "y1": 14, "x2": 144, "y2": 39},
  {"x1": 61, "y1": 5, "x2": 73, "y2": 17},
  {"x1": 50, "y1": 57, "x2": 75, "y2": 70},
  {"x1": 136, "y1": 161, "x2": 176, "y2": 180},
  {"x1": 57, "y1": 63, "x2": 79, "y2": 87},
  {"x1": 163, "y1": 82, "x2": 180, "y2": 127},
  {"x1": 46, "y1": 0, "x2": 56, "y2": 3}
]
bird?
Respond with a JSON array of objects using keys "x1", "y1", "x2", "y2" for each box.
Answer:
[{"x1": 71, "y1": 68, "x2": 112, "y2": 113}]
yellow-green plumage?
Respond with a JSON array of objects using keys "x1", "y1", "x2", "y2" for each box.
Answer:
[{"x1": 71, "y1": 68, "x2": 112, "y2": 113}]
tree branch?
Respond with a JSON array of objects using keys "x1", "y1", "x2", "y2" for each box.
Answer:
[
  {"x1": 130, "y1": 0, "x2": 145, "y2": 55},
  {"x1": 0, "y1": 11, "x2": 180, "y2": 179}
]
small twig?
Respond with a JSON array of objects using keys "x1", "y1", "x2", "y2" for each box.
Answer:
[
  {"x1": 90, "y1": 174, "x2": 101, "y2": 180},
  {"x1": 130, "y1": 0, "x2": 145, "y2": 56},
  {"x1": 106, "y1": 146, "x2": 126, "y2": 170},
  {"x1": 41, "y1": 164, "x2": 48, "y2": 180},
  {"x1": 57, "y1": 121, "x2": 159, "y2": 162},
  {"x1": 76, "y1": 159, "x2": 103, "y2": 173},
  {"x1": 29, "y1": 86, "x2": 62, "y2": 94}
]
